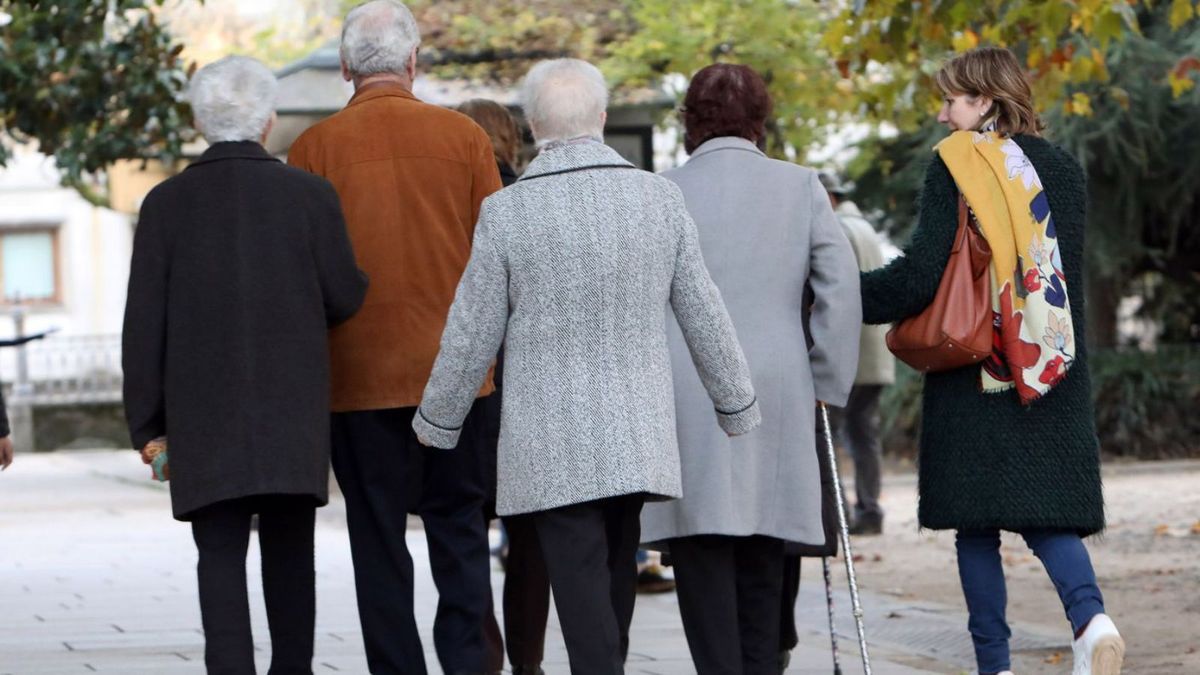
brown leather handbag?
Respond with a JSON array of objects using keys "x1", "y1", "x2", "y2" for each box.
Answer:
[{"x1": 886, "y1": 197, "x2": 994, "y2": 372}]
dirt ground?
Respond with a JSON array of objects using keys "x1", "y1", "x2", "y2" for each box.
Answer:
[{"x1": 845, "y1": 458, "x2": 1200, "y2": 674}]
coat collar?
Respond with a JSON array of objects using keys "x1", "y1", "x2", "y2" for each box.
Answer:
[
  {"x1": 689, "y1": 136, "x2": 766, "y2": 160},
  {"x1": 520, "y1": 140, "x2": 634, "y2": 180},
  {"x1": 347, "y1": 80, "x2": 419, "y2": 108},
  {"x1": 188, "y1": 141, "x2": 280, "y2": 169}
]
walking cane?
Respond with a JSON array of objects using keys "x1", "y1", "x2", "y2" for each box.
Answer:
[
  {"x1": 821, "y1": 556, "x2": 843, "y2": 675},
  {"x1": 819, "y1": 401, "x2": 872, "y2": 675}
]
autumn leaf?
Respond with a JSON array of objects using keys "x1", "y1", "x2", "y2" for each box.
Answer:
[
  {"x1": 1190, "y1": 521, "x2": 1200, "y2": 535},
  {"x1": 1154, "y1": 523, "x2": 1171, "y2": 536},
  {"x1": 1045, "y1": 652, "x2": 1064, "y2": 665},
  {"x1": 1168, "y1": 0, "x2": 1196, "y2": 30}
]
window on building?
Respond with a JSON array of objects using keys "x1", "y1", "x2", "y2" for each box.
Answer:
[{"x1": 0, "y1": 228, "x2": 59, "y2": 304}]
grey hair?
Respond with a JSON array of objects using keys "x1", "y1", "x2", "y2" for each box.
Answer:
[
  {"x1": 520, "y1": 59, "x2": 609, "y2": 145},
  {"x1": 188, "y1": 55, "x2": 278, "y2": 144},
  {"x1": 340, "y1": 0, "x2": 421, "y2": 77}
]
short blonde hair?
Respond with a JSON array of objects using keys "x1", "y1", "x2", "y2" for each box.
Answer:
[
  {"x1": 458, "y1": 99, "x2": 521, "y2": 169},
  {"x1": 935, "y1": 47, "x2": 1044, "y2": 136}
]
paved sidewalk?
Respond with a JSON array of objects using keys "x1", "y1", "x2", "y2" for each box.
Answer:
[{"x1": 0, "y1": 451, "x2": 969, "y2": 674}]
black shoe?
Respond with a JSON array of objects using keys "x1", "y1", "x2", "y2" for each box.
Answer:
[
  {"x1": 512, "y1": 667, "x2": 545, "y2": 675},
  {"x1": 778, "y1": 649, "x2": 791, "y2": 673},
  {"x1": 849, "y1": 513, "x2": 883, "y2": 536}
]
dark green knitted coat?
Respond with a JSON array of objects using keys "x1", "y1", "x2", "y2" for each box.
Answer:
[{"x1": 861, "y1": 134, "x2": 1104, "y2": 536}]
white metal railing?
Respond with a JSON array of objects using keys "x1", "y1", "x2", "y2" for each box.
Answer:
[{"x1": 4, "y1": 333, "x2": 123, "y2": 407}]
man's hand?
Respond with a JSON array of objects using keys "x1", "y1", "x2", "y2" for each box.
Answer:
[{"x1": 0, "y1": 436, "x2": 13, "y2": 471}]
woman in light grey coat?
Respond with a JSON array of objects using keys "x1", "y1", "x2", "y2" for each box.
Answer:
[
  {"x1": 639, "y1": 64, "x2": 861, "y2": 673},
  {"x1": 413, "y1": 59, "x2": 760, "y2": 674}
]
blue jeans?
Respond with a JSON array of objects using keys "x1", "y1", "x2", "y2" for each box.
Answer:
[{"x1": 956, "y1": 529, "x2": 1105, "y2": 674}]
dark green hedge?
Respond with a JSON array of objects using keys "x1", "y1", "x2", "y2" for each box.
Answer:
[{"x1": 879, "y1": 345, "x2": 1200, "y2": 459}]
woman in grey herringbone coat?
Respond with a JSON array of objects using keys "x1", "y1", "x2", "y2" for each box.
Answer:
[{"x1": 414, "y1": 59, "x2": 760, "y2": 674}]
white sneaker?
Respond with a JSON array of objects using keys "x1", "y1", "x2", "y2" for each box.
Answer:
[{"x1": 1072, "y1": 614, "x2": 1125, "y2": 675}]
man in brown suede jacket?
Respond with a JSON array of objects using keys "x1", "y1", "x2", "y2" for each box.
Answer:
[{"x1": 287, "y1": 2, "x2": 501, "y2": 672}]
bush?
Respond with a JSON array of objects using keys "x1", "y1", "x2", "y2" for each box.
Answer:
[
  {"x1": 1089, "y1": 345, "x2": 1200, "y2": 458},
  {"x1": 879, "y1": 345, "x2": 1200, "y2": 460}
]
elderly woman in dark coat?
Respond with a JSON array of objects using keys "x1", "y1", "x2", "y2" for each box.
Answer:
[
  {"x1": 861, "y1": 48, "x2": 1122, "y2": 675},
  {"x1": 639, "y1": 64, "x2": 861, "y2": 673},
  {"x1": 122, "y1": 55, "x2": 366, "y2": 674}
]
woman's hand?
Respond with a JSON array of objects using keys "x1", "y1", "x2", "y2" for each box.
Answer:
[{"x1": 0, "y1": 436, "x2": 13, "y2": 470}]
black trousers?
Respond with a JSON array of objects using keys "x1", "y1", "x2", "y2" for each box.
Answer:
[
  {"x1": 331, "y1": 402, "x2": 492, "y2": 674},
  {"x1": 480, "y1": 515, "x2": 552, "y2": 672},
  {"x1": 671, "y1": 535, "x2": 785, "y2": 675},
  {"x1": 530, "y1": 494, "x2": 645, "y2": 675},
  {"x1": 780, "y1": 554, "x2": 802, "y2": 652},
  {"x1": 501, "y1": 513, "x2": 551, "y2": 667},
  {"x1": 830, "y1": 384, "x2": 885, "y2": 520},
  {"x1": 191, "y1": 495, "x2": 317, "y2": 675}
]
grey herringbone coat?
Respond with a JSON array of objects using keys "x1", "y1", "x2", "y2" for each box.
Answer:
[{"x1": 413, "y1": 141, "x2": 761, "y2": 516}]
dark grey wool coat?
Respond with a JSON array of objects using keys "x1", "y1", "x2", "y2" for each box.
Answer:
[
  {"x1": 861, "y1": 135, "x2": 1104, "y2": 535},
  {"x1": 123, "y1": 141, "x2": 367, "y2": 520}
]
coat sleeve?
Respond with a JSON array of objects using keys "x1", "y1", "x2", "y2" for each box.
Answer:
[
  {"x1": 122, "y1": 193, "x2": 170, "y2": 450},
  {"x1": 310, "y1": 180, "x2": 368, "y2": 327},
  {"x1": 413, "y1": 199, "x2": 509, "y2": 448},
  {"x1": 667, "y1": 187, "x2": 761, "y2": 436},
  {"x1": 860, "y1": 155, "x2": 959, "y2": 325},
  {"x1": 806, "y1": 172, "x2": 862, "y2": 407}
]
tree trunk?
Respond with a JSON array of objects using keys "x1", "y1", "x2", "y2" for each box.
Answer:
[{"x1": 1086, "y1": 273, "x2": 1121, "y2": 350}]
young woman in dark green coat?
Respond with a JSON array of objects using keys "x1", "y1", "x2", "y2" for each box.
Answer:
[{"x1": 860, "y1": 47, "x2": 1124, "y2": 675}]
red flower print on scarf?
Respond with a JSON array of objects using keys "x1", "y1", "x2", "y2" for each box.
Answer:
[
  {"x1": 1039, "y1": 355, "x2": 1067, "y2": 386},
  {"x1": 1023, "y1": 269, "x2": 1041, "y2": 293}
]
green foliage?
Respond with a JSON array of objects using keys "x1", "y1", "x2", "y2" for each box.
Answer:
[
  {"x1": 823, "y1": 0, "x2": 1158, "y2": 127},
  {"x1": 1090, "y1": 345, "x2": 1200, "y2": 458},
  {"x1": 878, "y1": 363, "x2": 923, "y2": 458},
  {"x1": 879, "y1": 346, "x2": 1200, "y2": 459},
  {"x1": 0, "y1": 0, "x2": 197, "y2": 201},
  {"x1": 604, "y1": 0, "x2": 845, "y2": 156}
]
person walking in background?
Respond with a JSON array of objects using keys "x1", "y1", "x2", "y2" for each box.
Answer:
[
  {"x1": 818, "y1": 172, "x2": 895, "y2": 536},
  {"x1": 639, "y1": 63, "x2": 861, "y2": 674},
  {"x1": 458, "y1": 98, "x2": 550, "y2": 675},
  {"x1": 122, "y1": 55, "x2": 367, "y2": 674},
  {"x1": 413, "y1": 58, "x2": 761, "y2": 674},
  {"x1": 860, "y1": 46, "x2": 1123, "y2": 675},
  {"x1": 286, "y1": 2, "x2": 503, "y2": 672}
]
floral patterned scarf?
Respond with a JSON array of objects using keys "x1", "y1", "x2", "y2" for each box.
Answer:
[{"x1": 935, "y1": 130, "x2": 1075, "y2": 405}]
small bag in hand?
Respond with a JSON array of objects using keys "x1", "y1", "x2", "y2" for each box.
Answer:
[
  {"x1": 886, "y1": 197, "x2": 993, "y2": 373},
  {"x1": 143, "y1": 437, "x2": 169, "y2": 482}
]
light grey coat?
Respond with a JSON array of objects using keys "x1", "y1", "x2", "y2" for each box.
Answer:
[
  {"x1": 641, "y1": 137, "x2": 862, "y2": 547},
  {"x1": 413, "y1": 140, "x2": 761, "y2": 516}
]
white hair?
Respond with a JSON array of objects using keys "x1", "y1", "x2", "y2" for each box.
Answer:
[
  {"x1": 188, "y1": 56, "x2": 278, "y2": 144},
  {"x1": 340, "y1": 0, "x2": 421, "y2": 77},
  {"x1": 520, "y1": 59, "x2": 609, "y2": 145}
]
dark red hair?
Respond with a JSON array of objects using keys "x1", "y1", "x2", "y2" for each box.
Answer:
[{"x1": 682, "y1": 64, "x2": 772, "y2": 154}]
